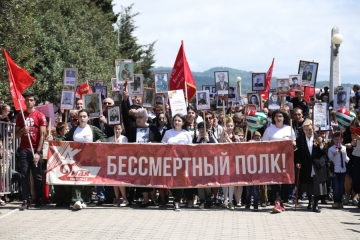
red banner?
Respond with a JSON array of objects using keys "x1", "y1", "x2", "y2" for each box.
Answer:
[
  {"x1": 46, "y1": 140, "x2": 295, "y2": 187},
  {"x1": 260, "y1": 58, "x2": 274, "y2": 100},
  {"x1": 76, "y1": 82, "x2": 92, "y2": 99}
]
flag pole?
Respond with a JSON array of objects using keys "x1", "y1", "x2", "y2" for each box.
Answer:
[{"x1": 184, "y1": 81, "x2": 188, "y2": 106}]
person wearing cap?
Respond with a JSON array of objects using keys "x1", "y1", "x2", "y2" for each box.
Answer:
[
  {"x1": 290, "y1": 77, "x2": 301, "y2": 89},
  {"x1": 316, "y1": 85, "x2": 329, "y2": 103}
]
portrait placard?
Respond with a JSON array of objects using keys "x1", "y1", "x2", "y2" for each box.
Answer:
[
  {"x1": 111, "y1": 78, "x2": 123, "y2": 92},
  {"x1": 252, "y1": 73, "x2": 266, "y2": 91},
  {"x1": 129, "y1": 74, "x2": 144, "y2": 95},
  {"x1": 214, "y1": 71, "x2": 229, "y2": 95},
  {"x1": 168, "y1": 89, "x2": 187, "y2": 117},
  {"x1": 60, "y1": 90, "x2": 75, "y2": 110},
  {"x1": 136, "y1": 127, "x2": 150, "y2": 143},
  {"x1": 107, "y1": 106, "x2": 121, "y2": 126},
  {"x1": 268, "y1": 91, "x2": 280, "y2": 110},
  {"x1": 129, "y1": 95, "x2": 143, "y2": 106},
  {"x1": 216, "y1": 94, "x2": 228, "y2": 109},
  {"x1": 35, "y1": 104, "x2": 55, "y2": 127},
  {"x1": 111, "y1": 91, "x2": 123, "y2": 106},
  {"x1": 93, "y1": 81, "x2": 104, "y2": 87},
  {"x1": 289, "y1": 74, "x2": 302, "y2": 91},
  {"x1": 142, "y1": 88, "x2": 156, "y2": 108},
  {"x1": 202, "y1": 85, "x2": 215, "y2": 99},
  {"x1": 115, "y1": 59, "x2": 134, "y2": 82},
  {"x1": 155, "y1": 93, "x2": 168, "y2": 106},
  {"x1": 154, "y1": 72, "x2": 169, "y2": 93},
  {"x1": 276, "y1": 78, "x2": 290, "y2": 96},
  {"x1": 94, "y1": 86, "x2": 107, "y2": 99},
  {"x1": 333, "y1": 87, "x2": 350, "y2": 110},
  {"x1": 196, "y1": 90, "x2": 210, "y2": 110},
  {"x1": 83, "y1": 93, "x2": 102, "y2": 118},
  {"x1": 313, "y1": 102, "x2": 329, "y2": 130},
  {"x1": 247, "y1": 93, "x2": 261, "y2": 111},
  {"x1": 63, "y1": 68, "x2": 77, "y2": 87},
  {"x1": 298, "y1": 60, "x2": 319, "y2": 87}
]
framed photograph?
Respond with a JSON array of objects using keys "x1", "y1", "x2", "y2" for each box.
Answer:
[
  {"x1": 129, "y1": 95, "x2": 143, "y2": 106},
  {"x1": 313, "y1": 102, "x2": 329, "y2": 130},
  {"x1": 136, "y1": 127, "x2": 150, "y2": 143},
  {"x1": 154, "y1": 72, "x2": 169, "y2": 93},
  {"x1": 216, "y1": 94, "x2": 228, "y2": 109},
  {"x1": 60, "y1": 90, "x2": 75, "y2": 110},
  {"x1": 129, "y1": 74, "x2": 144, "y2": 95},
  {"x1": 111, "y1": 91, "x2": 123, "y2": 106},
  {"x1": 252, "y1": 73, "x2": 266, "y2": 91},
  {"x1": 214, "y1": 71, "x2": 229, "y2": 95},
  {"x1": 298, "y1": 60, "x2": 319, "y2": 87},
  {"x1": 276, "y1": 78, "x2": 290, "y2": 96},
  {"x1": 107, "y1": 106, "x2": 121, "y2": 126},
  {"x1": 94, "y1": 86, "x2": 107, "y2": 99},
  {"x1": 111, "y1": 78, "x2": 123, "y2": 92},
  {"x1": 196, "y1": 90, "x2": 210, "y2": 110},
  {"x1": 83, "y1": 93, "x2": 102, "y2": 118},
  {"x1": 63, "y1": 68, "x2": 77, "y2": 87},
  {"x1": 93, "y1": 80, "x2": 104, "y2": 87},
  {"x1": 289, "y1": 74, "x2": 302, "y2": 91},
  {"x1": 334, "y1": 87, "x2": 350, "y2": 110},
  {"x1": 202, "y1": 85, "x2": 214, "y2": 99},
  {"x1": 142, "y1": 88, "x2": 156, "y2": 108},
  {"x1": 268, "y1": 91, "x2": 280, "y2": 110},
  {"x1": 247, "y1": 93, "x2": 261, "y2": 111},
  {"x1": 115, "y1": 59, "x2": 134, "y2": 82},
  {"x1": 155, "y1": 92, "x2": 168, "y2": 105}
]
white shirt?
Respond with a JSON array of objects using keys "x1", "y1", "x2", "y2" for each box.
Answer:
[
  {"x1": 328, "y1": 145, "x2": 349, "y2": 173},
  {"x1": 262, "y1": 124, "x2": 295, "y2": 141},
  {"x1": 161, "y1": 129, "x2": 192, "y2": 144},
  {"x1": 108, "y1": 135, "x2": 128, "y2": 143},
  {"x1": 73, "y1": 125, "x2": 93, "y2": 143}
]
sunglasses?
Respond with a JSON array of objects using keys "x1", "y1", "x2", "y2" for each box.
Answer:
[{"x1": 103, "y1": 102, "x2": 112, "y2": 105}]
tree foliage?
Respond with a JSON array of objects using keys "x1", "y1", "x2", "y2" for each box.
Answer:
[{"x1": 0, "y1": 0, "x2": 156, "y2": 106}]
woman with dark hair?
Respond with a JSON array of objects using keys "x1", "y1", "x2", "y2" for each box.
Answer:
[
  {"x1": 162, "y1": 114, "x2": 192, "y2": 211},
  {"x1": 184, "y1": 105, "x2": 198, "y2": 140},
  {"x1": 262, "y1": 109, "x2": 296, "y2": 213},
  {"x1": 50, "y1": 109, "x2": 107, "y2": 210},
  {"x1": 155, "y1": 112, "x2": 171, "y2": 138},
  {"x1": 249, "y1": 95, "x2": 259, "y2": 105}
]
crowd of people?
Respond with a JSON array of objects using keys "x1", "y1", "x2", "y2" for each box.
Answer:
[{"x1": 1, "y1": 83, "x2": 360, "y2": 213}]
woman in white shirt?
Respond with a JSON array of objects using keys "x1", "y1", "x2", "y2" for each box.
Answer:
[
  {"x1": 262, "y1": 109, "x2": 296, "y2": 212},
  {"x1": 162, "y1": 114, "x2": 192, "y2": 211},
  {"x1": 108, "y1": 124, "x2": 129, "y2": 207}
]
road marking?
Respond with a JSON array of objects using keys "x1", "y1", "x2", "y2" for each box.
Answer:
[{"x1": 0, "y1": 209, "x2": 19, "y2": 219}]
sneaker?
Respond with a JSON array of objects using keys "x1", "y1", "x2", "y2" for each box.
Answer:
[
  {"x1": 19, "y1": 201, "x2": 27, "y2": 211},
  {"x1": 221, "y1": 200, "x2": 229, "y2": 208},
  {"x1": 174, "y1": 203, "x2": 181, "y2": 211},
  {"x1": 284, "y1": 200, "x2": 294, "y2": 207},
  {"x1": 113, "y1": 199, "x2": 120, "y2": 207},
  {"x1": 229, "y1": 203, "x2": 235, "y2": 210},
  {"x1": 187, "y1": 201, "x2": 194, "y2": 208},
  {"x1": 120, "y1": 200, "x2": 129, "y2": 207},
  {"x1": 352, "y1": 199, "x2": 359, "y2": 206},
  {"x1": 199, "y1": 203, "x2": 205, "y2": 209},
  {"x1": 279, "y1": 201, "x2": 286, "y2": 211},
  {"x1": 332, "y1": 203, "x2": 339, "y2": 209},
  {"x1": 261, "y1": 203, "x2": 266, "y2": 207},
  {"x1": 236, "y1": 202, "x2": 241, "y2": 207},
  {"x1": 245, "y1": 204, "x2": 251, "y2": 209},
  {"x1": 73, "y1": 201, "x2": 82, "y2": 210},
  {"x1": 252, "y1": 206, "x2": 259, "y2": 212},
  {"x1": 80, "y1": 202, "x2": 87, "y2": 209},
  {"x1": 271, "y1": 201, "x2": 282, "y2": 213},
  {"x1": 343, "y1": 195, "x2": 350, "y2": 205}
]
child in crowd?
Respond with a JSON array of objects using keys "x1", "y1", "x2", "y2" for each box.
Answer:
[
  {"x1": 328, "y1": 131, "x2": 349, "y2": 209},
  {"x1": 108, "y1": 124, "x2": 129, "y2": 207}
]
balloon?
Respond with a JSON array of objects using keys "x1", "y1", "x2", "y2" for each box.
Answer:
[
  {"x1": 336, "y1": 107, "x2": 356, "y2": 130},
  {"x1": 246, "y1": 110, "x2": 267, "y2": 132}
]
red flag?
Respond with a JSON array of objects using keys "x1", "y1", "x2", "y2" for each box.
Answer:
[
  {"x1": 3, "y1": 49, "x2": 35, "y2": 110},
  {"x1": 260, "y1": 58, "x2": 275, "y2": 100},
  {"x1": 76, "y1": 82, "x2": 92, "y2": 99},
  {"x1": 169, "y1": 41, "x2": 196, "y2": 102}
]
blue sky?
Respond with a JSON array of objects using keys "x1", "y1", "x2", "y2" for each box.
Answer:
[{"x1": 113, "y1": 0, "x2": 360, "y2": 84}]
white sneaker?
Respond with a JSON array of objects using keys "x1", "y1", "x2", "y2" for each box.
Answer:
[
  {"x1": 229, "y1": 203, "x2": 235, "y2": 210},
  {"x1": 73, "y1": 201, "x2": 82, "y2": 210},
  {"x1": 174, "y1": 203, "x2": 181, "y2": 211},
  {"x1": 221, "y1": 200, "x2": 229, "y2": 208},
  {"x1": 120, "y1": 200, "x2": 129, "y2": 207},
  {"x1": 81, "y1": 202, "x2": 87, "y2": 209}
]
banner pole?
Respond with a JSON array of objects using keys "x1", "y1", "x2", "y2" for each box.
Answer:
[{"x1": 184, "y1": 81, "x2": 188, "y2": 107}]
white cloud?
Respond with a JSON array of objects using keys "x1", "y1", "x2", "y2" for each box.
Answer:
[{"x1": 113, "y1": 0, "x2": 360, "y2": 84}]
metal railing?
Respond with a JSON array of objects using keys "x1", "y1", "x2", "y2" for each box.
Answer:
[{"x1": 0, "y1": 121, "x2": 19, "y2": 195}]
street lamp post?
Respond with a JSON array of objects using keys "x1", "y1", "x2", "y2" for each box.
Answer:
[
  {"x1": 329, "y1": 26, "x2": 343, "y2": 102},
  {"x1": 117, "y1": 11, "x2": 141, "y2": 46}
]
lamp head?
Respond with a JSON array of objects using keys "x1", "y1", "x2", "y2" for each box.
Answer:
[
  {"x1": 331, "y1": 33, "x2": 343, "y2": 56},
  {"x1": 236, "y1": 76, "x2": 242, "y2": 83}
]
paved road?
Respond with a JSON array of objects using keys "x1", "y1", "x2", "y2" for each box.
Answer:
[{"x1": 1, "y1": 201, "x2": 360, "y2": 239}]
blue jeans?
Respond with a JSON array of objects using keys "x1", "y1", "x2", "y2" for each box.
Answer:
[
  {"x1": 18, "y1": 148, "x2": 43, "y2": 202},
  {"x1": 332, "y1": 172, "x2": 346, "y2": 203},
  {"x1": 246, "y1": 186, "x2": 259, "y2": 207}
]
